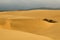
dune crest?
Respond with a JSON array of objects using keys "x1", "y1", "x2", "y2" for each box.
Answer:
[{"x1": 0, "y1": 29, "x2": 54, "y2": 40}]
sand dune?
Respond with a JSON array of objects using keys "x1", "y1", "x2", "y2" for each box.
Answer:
[
  {"x1": 0, "y1": 19, "x2": 11, "y2": 29},
  {"x1": 0, "y1": 10, "x2": 60, "y2": 40},
  {"x1": 0, "y1": 29, "x2": 53, "y2": 40}
]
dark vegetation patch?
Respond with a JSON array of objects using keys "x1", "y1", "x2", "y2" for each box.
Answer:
[{"x1": 43, "y1": 18, "x2": 57, "y2": 23}]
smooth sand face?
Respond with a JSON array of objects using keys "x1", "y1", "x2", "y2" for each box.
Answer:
[
  {"x1": 0, "y1": 19, "x2": 11, "y2": 29},
  {"x1": 0, "y1": 10, "x2": 60, "y2": 40},
  {"x1": 0, "y1": 29, "x2": 53, "y2": 40}
]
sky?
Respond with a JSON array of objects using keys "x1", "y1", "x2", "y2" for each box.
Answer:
[{"x1": 0, "y1": 0, "x2": 60, "y2": 10}]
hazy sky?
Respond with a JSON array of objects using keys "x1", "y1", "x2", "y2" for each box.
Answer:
[{"x1": 0, "y1": 0, "x2": 60, "y2": 10}]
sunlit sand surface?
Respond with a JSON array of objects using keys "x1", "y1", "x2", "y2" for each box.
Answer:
[
  {"x1": 0, "y1": 29, "x2": 53, "y2": 40},
  {"x1": 0, "y1": 10, "x2": 60, "y2": 40}
]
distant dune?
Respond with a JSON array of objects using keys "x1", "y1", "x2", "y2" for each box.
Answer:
[{"x1": 0, "y1": 10, "x2": 60, "y2": 40}]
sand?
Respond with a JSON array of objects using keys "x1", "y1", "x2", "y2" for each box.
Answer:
[
  {"x1": 0, "y1": 29, "x2": 53, "y2": 40},
  {"x1": 0, "y1": 10, "x2": 60, "y2": 40}
]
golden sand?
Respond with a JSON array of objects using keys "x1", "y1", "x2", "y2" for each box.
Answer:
[
  {"x1": 0, "y1": 29, "x2": 53, "y2": 40},
  {"x1": 0, "y1": 10, "x2": 60, "y2": 40}
]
